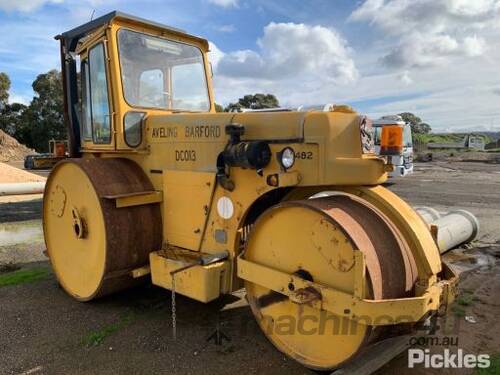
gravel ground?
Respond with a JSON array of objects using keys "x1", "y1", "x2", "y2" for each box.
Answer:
[{"x1": 0, "y1": 160, "x2": 499, "y2": 375}]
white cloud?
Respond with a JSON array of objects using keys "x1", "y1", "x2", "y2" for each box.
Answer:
[
  {"x1": 350, "y1": 0, "x2": 500, "y2": 35},
  {"x1": 207, "y1": 0, "x2": 238, "y2": 8},
  {"x1": 215, "y1": 24, "x2": 236, "y2": 33},
  {"x1": 399, "y1": 70, "x2": 413, "y2": 85},
  {"x1": 350, "y1": 0, "x2": 498, "y2": 69},
  {"x1": 208, "y1": 42, "x2": 225, "y2": 70},
  {"x1": 463, "y1": 35, "x2": 487, "y2": 56},
  {"x1": 381, "y1": 32, "x2": 461, "y2": 68},
  {"x1": 0, "y1": 0, "x2": 64, "y2": 12},
  {"x1": 216, "y1": 22, "x2": 358, "y2": 84}
]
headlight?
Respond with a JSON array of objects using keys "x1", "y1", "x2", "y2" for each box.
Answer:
[{"x1": 280, "y1": 147, "x2": 295, "y2": 169}]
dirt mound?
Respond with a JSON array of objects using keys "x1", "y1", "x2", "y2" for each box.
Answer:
[
  {"x1": 0, "y1": 162, "x2": 46, "y2": 183},
  {"x1": 0, "y1": 129, "x2": 35, "y2": 162}
]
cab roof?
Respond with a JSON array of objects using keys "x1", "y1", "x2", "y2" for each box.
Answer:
[{"x1": 56, "y1": 10, "x2": 208, "y2": 51}]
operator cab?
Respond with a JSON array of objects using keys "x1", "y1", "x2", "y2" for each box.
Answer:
[{"x1": 56, "y1": 11, "x2": 214, "y2": 156}]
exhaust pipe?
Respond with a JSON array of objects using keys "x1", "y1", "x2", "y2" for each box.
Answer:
[{"x1": 0, "y1": 182, "x2": 46, "y2": 196}]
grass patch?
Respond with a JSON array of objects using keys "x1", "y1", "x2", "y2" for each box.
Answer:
[
  {"x1": 452, "y1": 305, "x2": 466, "y2": 317},
  {"x1": 457, "y1": 292, "x2": 474, "y2": 306},
  {"x1": 476, "y1": 353, "x2": 500, "y2": 375},
  {"x1": 0, "y1": 266, "x2": 50, "y2": 287},
  {"x1": 83, "y1": 312, "x2": 135, "y2": 347}
]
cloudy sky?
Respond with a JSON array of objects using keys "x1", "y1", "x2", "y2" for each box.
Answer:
[{"x1": 1, "y1": 0, "x2": 499, "y2": 131}]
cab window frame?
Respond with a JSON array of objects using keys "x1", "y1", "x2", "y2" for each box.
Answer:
[
  {"x1": 115, "y1": 27, "x2": 212, "y2": 113},
  {"x1": 80, "y1": 58, "x2": 93, "y2": 141},
  {"x1": 86, "y1": 41, "x2": 113, "y2": 145}
]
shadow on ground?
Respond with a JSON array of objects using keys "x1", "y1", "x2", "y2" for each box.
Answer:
[{"x1": 0, "y1": 199, "x2": 42, "y2": 223}]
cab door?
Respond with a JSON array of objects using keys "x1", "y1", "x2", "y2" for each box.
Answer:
[{"x1": 79, "y1": 40, "x2": 115, "y2": 151}]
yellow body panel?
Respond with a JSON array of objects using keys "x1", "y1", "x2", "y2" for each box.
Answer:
[
  {"x1": 162, "y1": 170, "x2": 216, "y2": 250},
  {"x1": 150, "y1": 250, "x2": 230, "y2": 303}
]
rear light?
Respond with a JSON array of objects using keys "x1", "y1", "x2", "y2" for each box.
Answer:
[{"x1": 380, "y1": 125, "x2": 403, "y2": 155}]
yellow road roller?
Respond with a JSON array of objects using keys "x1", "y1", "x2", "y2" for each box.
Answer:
[{"x1": 44, "y1": 11, "x2": 457, "y2": 370}]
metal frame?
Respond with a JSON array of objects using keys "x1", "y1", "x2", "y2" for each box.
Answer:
[{"x1": 237, "y1": 253, "x2": 457, "y2": 326}]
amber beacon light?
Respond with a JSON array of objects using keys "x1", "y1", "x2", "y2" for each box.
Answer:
[{"x1": 380, "y1": 125, "x2": 404, "y2": 155}]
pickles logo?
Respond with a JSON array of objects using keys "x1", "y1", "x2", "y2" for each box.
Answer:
[{"x1": 408, "y1": 348, "x2": 490, "y2": 369}]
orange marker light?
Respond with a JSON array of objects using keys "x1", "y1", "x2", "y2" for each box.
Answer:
[
  {"x1": 55, "y1": 142, "x2": 66, "y2": 157},
  {"x1": 380, "y1": 125, "x2": 403, "y2": 155}
]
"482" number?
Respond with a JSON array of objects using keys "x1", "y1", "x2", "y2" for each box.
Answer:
[{"x1": 295, "y1": 151, "x2": 313, "y2": 160}]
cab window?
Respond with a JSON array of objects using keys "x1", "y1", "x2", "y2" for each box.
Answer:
[
  {"x1": 80, "y1": 60, "x2": 92, "y2": 140},
  {"x1": 139, "y1": 69, "x2": 166, "y2": 108},
  {"x1": 118, "y1": 29, "x2": 210, "y2": 112},
  {"x1": 88, "y1": 43, "x2": 111, "y2": 143}
]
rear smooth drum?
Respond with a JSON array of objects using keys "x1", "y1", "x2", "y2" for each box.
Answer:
[{"x1": 43, "y1": 158, "x2": 162, "y2": 301}]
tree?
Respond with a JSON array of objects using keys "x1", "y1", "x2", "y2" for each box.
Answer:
[
  {"x1": 0, "y1": 72, "x2": 28, "y2": 138},
  {"x1": 17, "y1": 70, "x2": 66, "y2": 152},
  {"x1": 225, "y1": 93, "x2": 279, "y2": 112},
  {"x1": 0, "y1": 72, "x2": 10, "y2": 109},
  {"x1": 398, "y1": 112, "x2": 431, "y2": 134},
  {"x1": 418, "y1": 122, "x2": 432, "y2": 134},
  {"x1": 0, "y1": 102, "x2": 27, "y2": 136},
  {"x1": 214, "y1": 103, "x2": 224, "y2": 112}
]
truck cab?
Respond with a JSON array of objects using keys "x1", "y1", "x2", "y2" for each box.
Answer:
[{"x1": 373, "y1": 115, "x2": 413, "y2": 177}]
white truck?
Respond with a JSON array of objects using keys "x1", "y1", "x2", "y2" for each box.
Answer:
[{"x1": 373, "y1": 115, "x2": 414, "y2": 177}]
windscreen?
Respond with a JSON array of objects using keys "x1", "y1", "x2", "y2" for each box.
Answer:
[{"x1": 117, "y1": 29, "x2": 210, "y2": 111}]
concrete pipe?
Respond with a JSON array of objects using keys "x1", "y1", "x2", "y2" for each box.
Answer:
[
  {"x1": 0, "y1": 182, "x2": 46, "y2": 196},
  {"x1": 434, "y1": 210, "x2": 479, "y2": 253},
  {"x1": 415, "y1": 206, "x2": 442, "y2": 224}
]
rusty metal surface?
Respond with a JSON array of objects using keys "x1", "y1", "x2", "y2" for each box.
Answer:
[
  {"x1": 287, "y1": 194, "x2": 417, "y2": 299},
  {"x1": 67, "y1": 158, "x2": 162, "y2": 299}
]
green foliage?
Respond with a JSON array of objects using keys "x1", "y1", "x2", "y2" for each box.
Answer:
[
  {"x1": 214, "y1": 103, "x2": 224, "y2": 112},
  {"x1": 414, "y1": 132, "x2": 493, "y2": 144},
  {"x1": 398, "y1": 112, "x2": 432, "y2": 134},
  {"x1": 451, "y1": 304, "x2": 466, "y2": 317},
  {"x1": 0, "y1": 72, "x2": 24, "y2": 136},
  {"x1": 226, "y1": 93, "x2": 279, "y2": 112},
  {"x1": 476, "y1": 353, "x2": 500, "y2": 375},
  {"x1": 0, "y1": 267, "x2": 50, "y2": 287},
  {"x1": 0, "y1": 102, "x2": 27, "y2": 136},
  {"x1": 0, "y1": 69, "x2": 66, "y2": 152},
  {"x1": 0, "y1": 72, "x2": 10, "y2": 108},
  {"x1": 457, "y1": 292, "x2": 474, "y2": 306},
  {"x1": 16, "y1": 70, "x2": 66, "y2": 152},
  {"x1": 83, "y1": 312, "x2": 135, "y2": 347}
]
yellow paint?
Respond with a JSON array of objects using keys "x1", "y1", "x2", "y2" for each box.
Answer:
[
  {"x1": 242, "y1": 203, "x2": 372, "y2": 369},
  {"x1": 112, "y1": 191, "x2": 162, "y2": 208},
  {"x1": 237, "y1": 257, "x2": 442, "y2": 324},
  {"x1": 150, "y1": 250, "x2": 230, "y2": 303},
  {"x1": 43, "y1": 162, "x2": 107, "y2": 300},
  {"x1": 162, "y1": 170, "x2": 216, "y2": 250}
]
